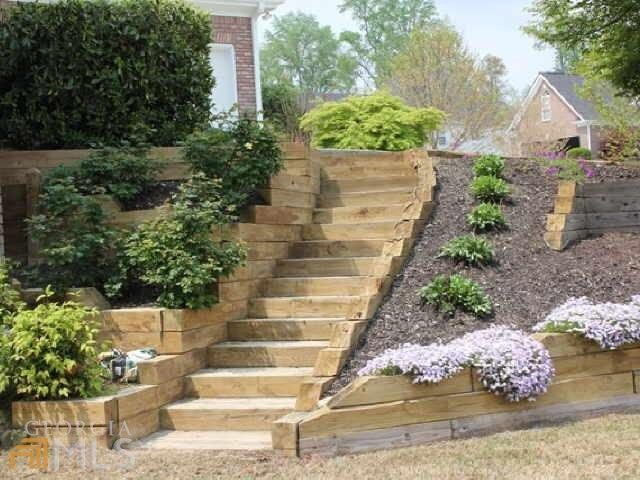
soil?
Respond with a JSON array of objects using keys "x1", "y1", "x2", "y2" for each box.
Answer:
[
  {"x1": 121, "y1": 181, "x2": 181, "y2": 211},
  {"x1": 330, "y1": 158, "x2": 640, "y2": 393}
]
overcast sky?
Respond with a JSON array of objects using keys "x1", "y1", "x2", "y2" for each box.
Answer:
[{"x1": 260, "y1": 0, "x2": 555, "y2": 93}]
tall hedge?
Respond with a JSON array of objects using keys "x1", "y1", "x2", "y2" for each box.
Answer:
[{"x1": 0, "y1": 0, "x2": 214, "y2": 149}]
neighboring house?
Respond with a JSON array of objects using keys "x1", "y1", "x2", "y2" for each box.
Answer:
[
  {"x1": 0, "y1": 0, "x2": 285, "y2": 118},
  {"x1": 508, "y1": 72, "x2": 601, "y2": 156}
]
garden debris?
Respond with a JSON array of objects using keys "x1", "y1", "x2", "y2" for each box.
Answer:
[{"x1": 100, "y1": 348, "x2": 157, "y2": 383}]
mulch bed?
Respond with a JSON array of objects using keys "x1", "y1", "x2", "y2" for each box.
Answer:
[
  {"x1": 330, "y1": 158, "x2": 640, "y2": 393},
  {"x1": 120, "y1": 180, "x2": 181, "y2": 211}
]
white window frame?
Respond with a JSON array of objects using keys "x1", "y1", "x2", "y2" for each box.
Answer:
[
  {"x1": 209, "y1": 43, "x2": 238, "y2": 115},
  {"x1": 541, "y1": 90, "x2": 552, "y2": 122}
]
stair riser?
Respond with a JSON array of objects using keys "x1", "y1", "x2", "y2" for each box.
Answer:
[
  {"x1": 208, "y1": 346, "x2": 323, "y2": 367},
  {"x1": 261, "y1": 277, "x2": 382, "y2": 296},
  {"x1": 313, "y1": 206, "x2": 407, "y2": 224},
  {"x1": 273, "y1": 260, "x2": 393, "y2": 278},
  {"x1": 321, "y1": 165, "x2": 416, "y2": 180},
  {"x1": 248, "y1": 298, "x2": 371, "y2": 319},
  {"x1": 318, "y1": 191, "x2": 414, "y2": 208},
  {"x1": 322, "y1": 177, "x2": 416, "y2": 194},
  {"x1": 289, "y1": 240, "x2": 385, "y2": 258},
  {"x1": 228, "y1": 319, "x2": 339, "y2": 341},
  {"x1": 302, "y1": 221, "x2": 421, "y2": 241},
  {"x1": 160, "y1": 408, "x2": 292, "y2": 431},
  {"x1": 184, "y1": 376, "x2": 308, "y2": 398}
]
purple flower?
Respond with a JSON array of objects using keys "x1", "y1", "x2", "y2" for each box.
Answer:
[
  {"x1": 359, "y1": 326, "x2": 554, "y2": 402},
  {"x1": 534, "y1": 296, "x2": 640, "y2": 349},
  {"x1": 546, "y1": 166, "x2": 561, "y2": 176}
]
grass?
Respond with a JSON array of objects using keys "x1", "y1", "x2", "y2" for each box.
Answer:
[{"x1": 6, "y1": 413, "x2": 640, "y2": 479}]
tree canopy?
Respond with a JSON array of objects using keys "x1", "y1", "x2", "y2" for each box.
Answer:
[
  {"x1": 525, "y1": 0, "x2": 640, "y2": 97},
  {"x1": 338, "y1": 0, "x2": 437, "y2": 87},
  {"x1": 260, "y1": 12, "x2": 358, "y2": 111}
]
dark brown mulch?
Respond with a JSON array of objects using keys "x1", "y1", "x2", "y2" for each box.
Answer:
[
  {"x1": 330, "y1": 158, "x2": 640, "y2": 393},
  {"x1": 120, "y1": 181, "x2": 181, "y2": 211}
]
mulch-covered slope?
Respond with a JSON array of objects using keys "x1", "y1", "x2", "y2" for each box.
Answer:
[{"x1": 331, "y1": 158, "x2": 640, "y2": 393}]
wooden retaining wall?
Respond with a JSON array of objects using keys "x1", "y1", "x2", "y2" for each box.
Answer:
[
  {"x1": 545, "y1": 180, "x2": 640, "y2": 250},
  {"x1": 272, "y1": 333, "x2": 640, "y2": 457}
]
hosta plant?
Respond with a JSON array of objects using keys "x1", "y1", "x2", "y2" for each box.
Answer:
[
  {"x1": 0, "y1": 291, "x2": 108, "y2": 400},
  {"x1": 473, "y1": 154, "x2": 505, "y2": 178},
  {"x1": 534, "y1": 296, "x2": 640, "y2": 349},
  {"x1": 470, "y1": 175, "x2": 510, "y2": 203},
  {"x1": 420, "y1": 274, "x2": 492, "y2": 317},
  {"x1": 438, "y1": 235, "x2": 494, "y2": 266},
  {"x1": 467, "y1": 203, "x2": 507, "y2": 232},
  {"x1": 359, "y1": 325, "x2": 554, "y2": 402}
]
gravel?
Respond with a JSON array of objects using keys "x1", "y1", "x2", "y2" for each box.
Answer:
[{"x1": 330, "y1": 158, "x2": 640, "y2": 393}]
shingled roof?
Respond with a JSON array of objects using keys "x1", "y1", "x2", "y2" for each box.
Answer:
[{"x1": 540, "y1": 72, "x2": 599, "y2": 121}]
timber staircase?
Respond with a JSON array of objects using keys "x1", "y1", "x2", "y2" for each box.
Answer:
[{"x1": 138, "y1": 149, "x2": 434, "y2": 451}]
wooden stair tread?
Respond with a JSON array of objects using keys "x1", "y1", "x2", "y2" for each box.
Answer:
[
  {"x1": 188, "y1": 367, "x2": 314, "y2": 378},
  {"x1": 231, "y1": 317, "x2": 343, "y2": 323},
  {"x1": 163, "y1": 397, "x2": 297, "y2": 411},
  {"x1": 211, "y1": 340, "x2": 330, "y2": 348},
  {"x1": 132, "y1": 430, "x2": 273, "y2": 451}
]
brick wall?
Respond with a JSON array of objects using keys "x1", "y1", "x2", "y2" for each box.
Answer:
[{"x1": 212, "y1": 15, "x2": 256, "y2": 116}]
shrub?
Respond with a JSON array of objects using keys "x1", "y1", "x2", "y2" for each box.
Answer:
[
  {"x1": 470, "y1": 175, "x2": 510, "y2": 203},
  {"x1": 534, "y1": 296, "x2": 640, "y2": 349},
  {"x1": 0, "y1": 0, "x2": 213, "y2": 148},
  {"x1": 26, "y1": 173, "x2": 122, "y2": 293},
  {"x1": 473, "y1": 154, "x2": 505, "y2": 177},
  {"x1": 566, "y1": 147, "x2": 592, "y2": 160},
  {"x1": 0, "y1": 292, "x2": 108, "y2": 400},
  {"x1": 438, "y1": 235, "x2": 494, "y2": 266},
  {"x1": 359, "y1": 326, "x2": 554, "y2": 402},
  {"x1": 262, "y1": 82, "x2": 305, "y2": 141},
  {"x1": 419, "y1": 274, "x2": 492, "y2": 317},
  {"x1": 0, "y1": 262, "x2": 24, "y2": 326},
  {"x1": 299, "y1": 91, "x2": 445, "y2": 151},
  {"x1": 544, "y1": 157, "x2": 596, "y2": 182},
  {"x1": 75, "y1": 147, "x2": 161, "y2": 203},
  {"x1": 184, "y1": 118, "x2": 283, "y2": 208},
  {"x1": 122, "y1": 175, "x2": 247, "y2": 309},
  {"x1": 466, "y1": 203, "x2": 507, "y2": 232}
]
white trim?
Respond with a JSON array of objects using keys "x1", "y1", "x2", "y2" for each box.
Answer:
[
  {"x1": 252, "y1": 14, "x2": 264, "y2": 119},
  {"x1": 586, "y1": 123, "x2": 592, "y2": 151},
  {"x1": 541, "y1": 90, "x2": 552, "y2": 122},
  {"x1": 190, "y1": 0, "x2": 284, "y2": 16},
  {"x1": 508, "y1": 74, "x2": 585, "y2": 132}
]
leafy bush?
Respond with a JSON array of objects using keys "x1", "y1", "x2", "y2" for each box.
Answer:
[
  {"x1": 566, "y1": 147, "x2": 592, "y2": 160},
  {"x1": 0, "y1": 292, "x2": 107, "y2": 400},
  {"x1": 26, "y1": 173, "x2": 122, "y2": 293},
  {"x1": 0, "y1": 0, "x2": 213, "y2": 148},
  {"x1": 184, "y1": 118, "x2": 283, "y2": 208},
  {"x1": 473, "y1": 154, "x2": 505, "y2": 177},
  {"x1": 0, "y1": 262, "x2": 24, "y2": 326},
  {"x1": 122, "y1": 175, "x2": 247, "y2": 309},
  {"x1": 359, "y1": 326, "x2": 554, "y2": 403},
  {"x1": 438, "y1": 235, "x2": 494, "y2": 266},
  {"x1": 470, "y1": 175, "x2": 510, "y2": 203},
  {"x1": 534, "y1": 296, "x2": 640, "y2": 349},
  {"x1": 419, "y1": 274, "x2": 492, "y2": 317},
  {"x1": 300, "y1": 91, "x2": 445, "y2": 151},
  {"x1": 466, "y1": 203, "x2": 507, "y2": 232},
  {"x1": 75, "y1": 147, "x2": 161, "y2": 203},
  {"x1": 262, "y1": 82, "x2": 305, "y2": 141},
  {"x1": 544, "y1": 157, "x2": 596, "y2": 182}
]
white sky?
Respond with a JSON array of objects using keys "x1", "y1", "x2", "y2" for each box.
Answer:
[{"x1": 259, "y1": 0, "x2": 556, "y2": 93}]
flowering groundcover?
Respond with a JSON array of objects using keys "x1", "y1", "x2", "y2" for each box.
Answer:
[
  {"x1": 534, "y1": 296, "x2": 640, "y2": 349},
  {"x1": 359, "y1": 326, "x2": 554, "y2": 402}
]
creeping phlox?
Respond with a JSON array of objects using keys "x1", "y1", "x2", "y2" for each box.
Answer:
[
  {"x1": 359, "y1": 326, "x2": 554, "y2": 402},
  {"x1": 534, "y1": 296, "x2": 640, "y2": 350}
]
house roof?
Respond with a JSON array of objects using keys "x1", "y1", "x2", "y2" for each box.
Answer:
[
  {"x1": 540, "y1": 72, "x2": 599, "y2": 121},
  {"x1": 508, "y1": 72, "x2": 599, "y2": 132}
]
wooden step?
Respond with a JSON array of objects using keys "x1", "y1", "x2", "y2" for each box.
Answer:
[
  {"x1": 321, "y1": 163, "x2": 416, "y2": 180},
  {"x1": 160, "y1": 397, "x2": 296, "y2": 431},
  {"x1": 262, "y1": 276, "x2": 384, "y2": 296},
  {"x1": 208, "y1": 340, "x2": 328, "y2": 367},
  {"x1": 290, "y1": 240, "x2": 386, "y2": 258},
  {"x1": 313, "y1": 205, "x2": 408, "y2": 224},
  {"x1": 133, "y1": 430, "x2": 273, "y2": 451},
  {"x1": 274, "y1": 258, "x2": 393, "y2": 277},
  {"x1": 302, "y1": 221, "x2": 420, "y2": 241},
  {"x1": 185, "y1": 367, "x2": 314, "y2": 398},
  {"x1": 241, "y1": 206, "x2": 312, "y2": 225},
  {"x1": 322, "y1": 176, "x2": 416, "y2": 194},
  {"x1": 228, "y1": 318, "x2": 341, "y2": 341},
  {"x1": 249, "y1": 296, "x2": 372, "y2": 319},
  {"x1": 318, "y1": 191, "x2": 414, "y2": 208},
  {"x1": 316, "y1": 153, "x2": 404, "y2": 171}
]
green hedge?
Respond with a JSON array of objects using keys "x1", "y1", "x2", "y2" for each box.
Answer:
[{"x1": 0, "y1": 0, "x2": 214, "y2": 149}]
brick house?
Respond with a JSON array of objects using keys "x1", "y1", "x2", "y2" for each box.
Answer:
[{"x1": 508, "y1": 72, "x2": 601, "y2": 157}]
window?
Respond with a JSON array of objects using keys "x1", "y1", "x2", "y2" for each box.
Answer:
[
  {"x1": 209, "y1": 44, "x2": 238, "y2": 114},
  {"x1": 438, "y1": 136, "x2": 447, "y2": 147},
  {"x1": 541, "y1": 90, "x2": 552, "y2": 122}
]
